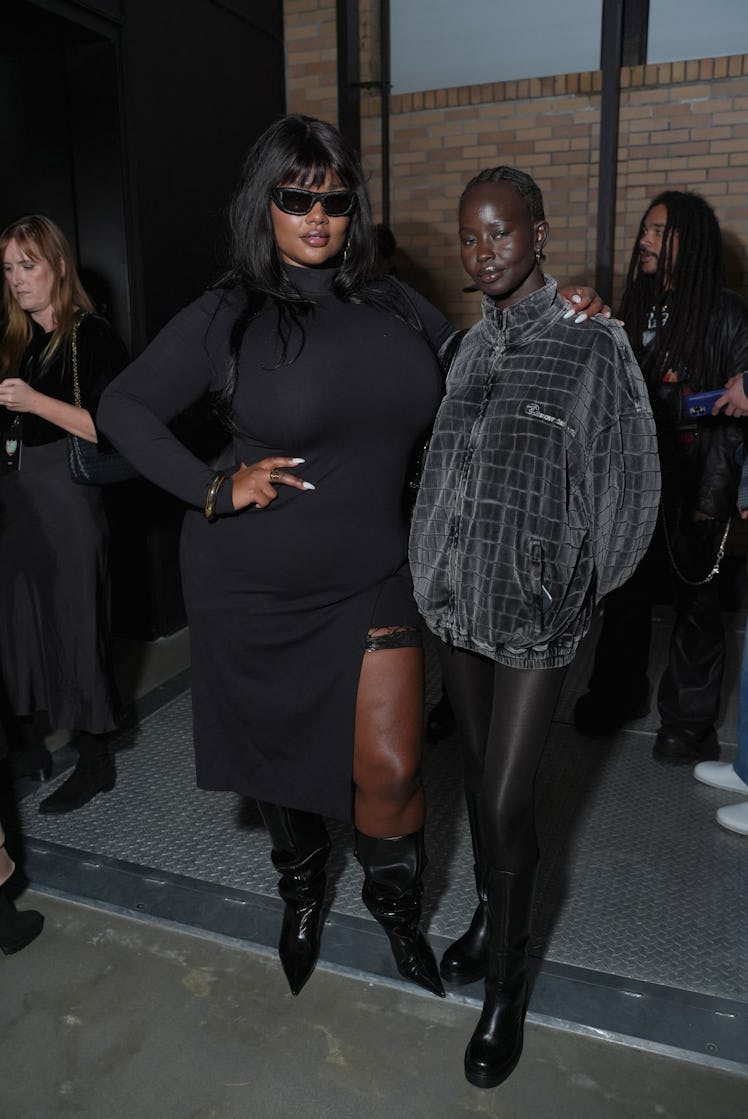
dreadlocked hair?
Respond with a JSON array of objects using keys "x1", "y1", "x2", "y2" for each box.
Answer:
[
  {"x1": 619, "y1": 190, "x2": 723, "y2": 391},
  {"x1": 460, "y1": 166, "x2": 547, "y2": 260}
]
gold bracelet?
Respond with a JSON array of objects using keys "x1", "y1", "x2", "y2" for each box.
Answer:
[{"x1": 204, "y1": 472, "x2": 226, "y2": 522}]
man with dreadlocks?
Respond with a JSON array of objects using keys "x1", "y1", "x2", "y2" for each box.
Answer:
[{"x1": 574, "y1": 189, "x2": 748, "y2": 764}]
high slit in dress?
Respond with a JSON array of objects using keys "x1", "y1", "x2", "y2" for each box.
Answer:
[{"x1": 98, "y1": 266, "x2": 451, "y2": 820}]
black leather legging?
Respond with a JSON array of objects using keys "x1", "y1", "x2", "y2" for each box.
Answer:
[{"x1": 439, "y1": 644, "x2": 567, "y2": 872}]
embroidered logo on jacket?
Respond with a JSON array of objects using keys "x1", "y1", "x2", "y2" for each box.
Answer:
[{"x1": 524, "y1": 402, "x2": 575, "y2": 435}]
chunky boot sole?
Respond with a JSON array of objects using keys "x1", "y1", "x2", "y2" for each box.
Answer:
[
  {"x1": 464, "y1": 1040, "x2": 524, "y2": 1089},
  {"x1": 464, "y1": 866, "x2": 537, "y2": 1088},
  {"x1": 441, "y1": 956, "x2": 486, "y2": 987},
  {"x1": 464, "y1": 983, "x2": 528, "y2": 1089}
]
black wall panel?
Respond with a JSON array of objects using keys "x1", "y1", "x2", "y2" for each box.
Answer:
[{"x1": 0, "y1": 0, "x2": 286, "y2": 638}]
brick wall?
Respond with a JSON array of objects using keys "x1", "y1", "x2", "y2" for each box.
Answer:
[
  {"x1": 285, "y1": 1, "x2": 748, "y2": 326},
  {"x1": 283, "y1": 0, "x2": 339, "y2": 121}
]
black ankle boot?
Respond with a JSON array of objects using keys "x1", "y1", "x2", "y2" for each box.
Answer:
[
  {"x1": 355, "y1": 829, "x2": 445, "y2": 998},
  {"x1": 0, "y1": 712, "x2": 53, "y2": 782},
  {"x1": 440, "y1": 791, "x2": 488, "y2": 985},
  {"x1": 38, "y1": 736, "x2": 115, "y2": 815},
  {"x1": 0, "y1": 889, "x2": 44, "y2": 955},
  {"x1": 258, "y1": 802, "x2": 331, "y2": 996},
  {"x1": 464, "y1": 865, "x2": 537, "y2": 1089},
  {"x1": 7, "y1": 746, "x2": 54, "y2": 783}
]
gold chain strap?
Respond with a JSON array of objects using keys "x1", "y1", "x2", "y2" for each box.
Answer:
[{"x1": 69, "y1": 312, "x2": 89, "y2": 409}]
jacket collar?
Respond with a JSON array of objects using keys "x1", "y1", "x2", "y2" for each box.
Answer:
[{"x1": 479, "y1": 273, "x2": 562, "y2": 347}]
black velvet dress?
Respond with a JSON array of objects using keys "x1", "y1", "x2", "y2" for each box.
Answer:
[
  {"x1": 0, "y1": 314, "x2": 128, "y2": 733},
  {"x1": 98, "y1": 267, "x2": 450, "y2": 819}
]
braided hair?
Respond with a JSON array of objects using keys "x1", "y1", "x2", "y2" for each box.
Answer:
[
  {"x1": 460, "y1": 167, "x2": 547, "y2": 260},
  {"x1": 619, "y1": 190, "x2": 723, "y2": 390}
]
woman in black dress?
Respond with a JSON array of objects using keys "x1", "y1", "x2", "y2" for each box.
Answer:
[
  {"x1": 99, "y1": 115, "x2": 452, "y2": 998},
  {"x1": 99, "y1": 115, "x2": 603, "y2": 999},
  {"x1": 0, "y1": 215, "x2": 128, "y2": 814}
]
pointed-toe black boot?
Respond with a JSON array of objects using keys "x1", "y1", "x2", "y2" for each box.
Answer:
[
  {"x1": 440, "y1": 791, "x2": 488, "y2": 986},
  {"x1": 355, "y1": 829, "x2": 445, "y2": 998},
  {"x1": 38, "y1": 736, "x2": 115, "y2": 815},
  {"x1": 0, "y1": 889, "x2": 44, "y2": 955},
  {"x1": 258, "y1": 802, "x2": 331, "y2": 996},
  {"x1": 464, "y1": 865, "x2": 537, "y2": 1089}
]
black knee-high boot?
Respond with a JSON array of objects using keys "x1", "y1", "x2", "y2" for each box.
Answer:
[
  {"x1": 440, "y1": 790, "x2": 488, "y2": 985},
  {"x1": 354, "y1": 829, "x2": 445, "y2": 998},
  {"x1": 38, "y1": 733, "x2": 116, "y2": 815},
  {"x1": 0, "y1": 888, "x2": 44, "y2": 955},
  {"x1": 258, "y1": 802, "x2": 331, "y2": 996},
  {"x1": 0, "y1": 840, "x2": 44, "y2": 955},
  {"x1": 464, "y1": 865, "x2": 537, "y2": 1089}
]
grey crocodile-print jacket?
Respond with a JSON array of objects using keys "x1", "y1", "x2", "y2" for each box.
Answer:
[{"x1": 409, "y1": 275, "x2": 661, "y2": 669}]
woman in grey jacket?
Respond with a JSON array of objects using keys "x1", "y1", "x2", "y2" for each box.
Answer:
[{"x1": 409, "y1": 167, "x2": 661, "y2": 1089}]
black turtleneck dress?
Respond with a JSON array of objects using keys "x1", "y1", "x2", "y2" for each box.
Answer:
[{"x1": 98, "y1": 266, "x2": 450, "y2": 820}]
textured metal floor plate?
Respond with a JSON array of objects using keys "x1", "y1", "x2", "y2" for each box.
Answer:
[{"x1": 13, "y1": 613, "x2": 748, "y2": 1067}]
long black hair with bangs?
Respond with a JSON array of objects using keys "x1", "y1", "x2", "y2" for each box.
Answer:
[
  {"x1": 224, "y1": 113, "x2": 377, "y2": 305},
  {"x1": 216, "y1": 114, "x2": 414, "y2": 404}
]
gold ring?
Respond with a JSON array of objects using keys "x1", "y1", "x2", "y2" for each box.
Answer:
[{"x1": 269, "y1": 468, "x2": 281, "y2": 483}]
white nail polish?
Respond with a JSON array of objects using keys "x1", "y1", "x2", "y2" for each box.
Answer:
[
  {"x1": 572, "y1": 293, "x2": 581, "y2": 303},
  {"x1": 291, "y1": 457, "x2": 305, "y2": 464},
  {"x1": 574, "y1": 313, "x2": 587, "y2": 323},
  {"x1": 563, "y1": 309, "x2": 574, "y2": 319},
  {"x1": 302, "y1": 482, "x2": 315, "y2": 491}
]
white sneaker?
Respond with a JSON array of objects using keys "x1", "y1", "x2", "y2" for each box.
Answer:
[
  {"x1": 716, "y1": 801, "x2": 748, "y2": 836},
  {"x1": 693, "y1": 761, "x2": 748, "y2": 794}
]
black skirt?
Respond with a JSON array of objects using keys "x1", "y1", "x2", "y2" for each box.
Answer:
[{"x1": 0, "y1": 440, "x2": 120, "y2": 733}]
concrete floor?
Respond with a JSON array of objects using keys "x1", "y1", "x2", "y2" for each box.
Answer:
[
  {"x1": 3, "y1": 625, "x2": 747, "y2": 1117},
  {"x1": 1, "y1": 891, "x2": 746, "y2": 1119}
]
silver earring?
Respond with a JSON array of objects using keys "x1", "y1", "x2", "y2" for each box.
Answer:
[
  {"x1": 343, "y1": 239, "x2": 351, "y2": 264},
  {"x1": 535, "y1": 249, "x2": 542, "y2": 264}
]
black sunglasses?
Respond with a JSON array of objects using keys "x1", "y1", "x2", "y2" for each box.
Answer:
[{"x1": 270, "y1": 186, "x2": 357, "y2": 218}]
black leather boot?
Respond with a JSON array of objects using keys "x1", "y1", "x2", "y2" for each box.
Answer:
[
  {"x1": 464, "y1": 865, "x2": 537, "y2": 1089},
  {"x1": 257, "y1": 802, "x2": 331, "y2": 996},
  {"x1": 38, "y1": 735, "x2": 116, "y2": 815},
  {"x1": 0, "y1": 889, "x2": 44, "y2": 955},
  {"x1": 0, "y1": 710, "x2": 53, "y2": 782},
  {"x1": 440, "y1": 791, "x2": 488, "y2": 985},
  {"x1": 355, "y1": 829, "x2": 445, "y2": 998},
  {"x1": 7, "y1": 745, "x2": 54, "y2": 783}
]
